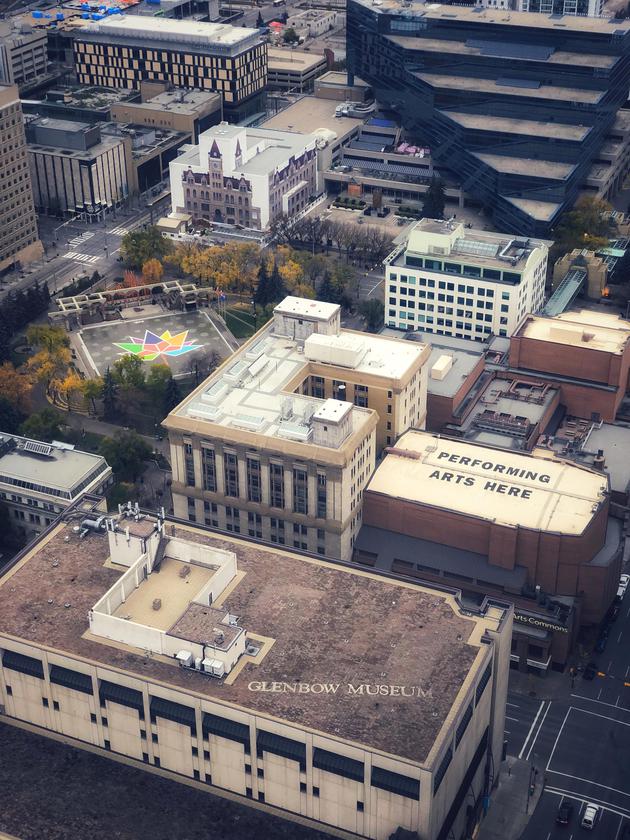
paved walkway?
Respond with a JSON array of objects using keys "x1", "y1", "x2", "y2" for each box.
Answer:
[{"x1": 479, "y1": 757, "x2": 544, "y2": 840}]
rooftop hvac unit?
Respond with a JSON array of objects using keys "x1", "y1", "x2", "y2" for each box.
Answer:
[
  {"x1": 281, "y1": 397, "x2": 293, "y2": 420},
  {"x1": 176, "y1": 650, "x2": 194, "y2": 668},
  {"x1": 202, "y1": 658, "x2": 225, "y2": 678}
]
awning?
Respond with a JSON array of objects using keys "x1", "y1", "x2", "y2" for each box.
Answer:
[
  {"x1": 371, "y1": 766, "x2": 420, "y2": 800},
  {"x1": 257, "y1": 730, "x2": 306, "y2": 770},
  {"x1": 50, "y1": 665, "x2": 93, "y2": 695},
  {"x1": 203, "y1": 712, "x2": 250, "y2": 747},
  {"x1": 313, "y1": 748, "x2": 364, "y2": 782},
  {"x1": 99, "y1": 680, "x2": 144, "y2": 712},
  {"x1": 2, "y1": 649, "x2": 44, "y2": 679},
  {"x1": 150, "y1": 696, "x2": 197, "y2": 733}
]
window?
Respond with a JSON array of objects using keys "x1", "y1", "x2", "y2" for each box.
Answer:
[
  {"x1": 257, "y1": 768, "x2": 264, "y2": 778},
  {"x1": 433, "y1": 746, "x2": 453, "y2": 794},
  {"x1": 247, "y1": 457, "x2": 261, "y2": 503},
  {"x1": 475, "y1": 663, "x2": 492, "y2": 703},
  {"x1": 223, "y1": 452, "x2": 239, "y2": 497},
  {"x1": 184, "y1": 442, "x2": 195, "y2": 486},
  {"x1": 354, "y1": 384, "x2": 368, "y2": 408},
  {"x1": 455, "y1": 702, "x2": 473, "y2": 747},
  {"x1": 293, "y1": 467, "x2": 308, "y2": 514},
  {"x1": 313, "y1": 786, "x2": 320, "y2": 797},
  {"x1": 53, "y1": 700, "x2": 59, "y2": 711},
  {"x1": 300, "y1": 782, "x2": 307, "y2": 793},
  {"x1": 357, "y1": 802, "x2": 364, "y2": 812},
  {"x1": 270, "y1": 463, "x2": 284, "y2": 508},
  {"x1": 202, "y1": 448, "x2": 216, "y2": 492}
]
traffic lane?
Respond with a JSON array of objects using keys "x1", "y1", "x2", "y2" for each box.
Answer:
[
  {"x1": 522, "y1": 789, "x2": 629, "y2": 840},
  {"x1": 504, "y1": 693, "x2": 548, "y2": 758},
  {"x1": 545, "y1": 706, "x2": 630, "y2": 813}
]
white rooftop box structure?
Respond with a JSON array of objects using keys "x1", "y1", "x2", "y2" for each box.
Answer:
[{"x1": 304, "y1": 332, "x2": 368, "y2": 368}]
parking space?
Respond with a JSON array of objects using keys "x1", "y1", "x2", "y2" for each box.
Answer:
[{"x1": 76, "y1": 310, "x2": 230, "y2": 378}]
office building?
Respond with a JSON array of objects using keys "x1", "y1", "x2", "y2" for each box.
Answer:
[
  {"x1": 0, "y1": 21, "x2": 48, "y2": 90},
  {"x1": 475, "y1": 0, "x2": 603, "y2": 16},
  {"x1": 0, "y1": 433, "x2": 112, "y2": 540},
  {"x1": 164, "y1": 296, "x2": 430, "y2": 561},
  {"x1": 27, "y1": 117, "x2": 128, "y2": 220},
  {"x1": 0, "y1": 505, "x2": 512, "y2": 840},
  {"x1": 347, "y1": 0, "x2": 630, "y2": 235},
  {"x1": 267, "y1": 47, "x2": 327, "y2": 94},
  {"x1": 384, "y1": 218, "x2": 549, "y2": 340},
  {"x1": 0, "y1": 85, "x2": 42, "y2": 274},
  {"x1": 357, "y1": 429, "x2": 622, "y2": 669},
  {"x1": 73, "y1": 16, "x2": 267, "y2": 117},
  {"x1": 110, "y1": 87, "x2": 223, "y2": 143},
  {"x1": 169, "y1": 122, "x2": 318, "y2": 230}
]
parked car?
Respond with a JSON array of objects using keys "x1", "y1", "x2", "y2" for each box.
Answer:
[
  {"x1": 608, "y1": 604, "x2": 621, "y2": 623},
  {"x1": 583, "y1": 661, "x2": 598, "y2": 680},
  {"x1": 556, "y1": 800, "x2": 573, "y2": 825},
  {"x1": 595, "y1": 632, "x2": 609, "y2": 653},
  {"x1": 581, "y1": 803, "x2": 600, "y2": 830}
]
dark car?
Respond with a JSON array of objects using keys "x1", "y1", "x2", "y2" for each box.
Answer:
[
  {"x1": 556, "y1": 800, "x2": 574, "y2": 825},
  {"x1": 608, "y1": 604, "x2": 621, "y2": 623},
  {"x1": 595, "y1": 632, "x2": 609, "y2": 653},
  {"x1": 583, "y1": 661, "x2": 598, "y2": 680}
]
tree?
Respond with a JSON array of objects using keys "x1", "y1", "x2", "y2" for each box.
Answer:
[
  {"x1": 26, "y1": 324, "x2": 69, "y2": 353},
  {"x1": 82, "y1": 377, "x2": 104, "y2": 414},
  {"x1": 0, "y1": 396, "x2": 25, "y2": 434},
  {"x1": 0, "y1": 362, "x2": 32, "y2": 412},
  {"x1": 164, "y1": 375, "x2": 181, "y2": 413},
  {"x1": 421, "y1": 176, "x2": 446, "y2": 221},
  {"x1": 283, "y1": 27, "x2": 299, "y2": 44},
  {"x1": 101, "y1": 367, "x2": 118, "y2": 420},
  {"x1": 254, "y1": 257, "x2": 271, "y2": 306},
  {"x1": 359, "y1": 299, "x2": 385, "y2": 333},
  {"x1": 120, "y1": 226, "x2": 174, "y2": 269},
  {"x1": 142, "y1": 258, "x2": 164, "y2": 285},
  {"x1": 112, "y1": 354, "x2": 146, "y2": 390},
  {"x1": 552, "y1": 196, "x2": 614, "y2": 258},
  {"x1": 318, "y1": 270, "x2": 338, "y2": 304},
  {"x1": 256, "y1": 10, "x2": 264, "y2": 26},
  {"x1": 20, "y1": 408, "x2": 63, "y2": 442},
  {"x1": 146, "y1": 363, "x2": 172, "y2": 403},
  {"x1": 99, "y1": 431, "x2": 152, "y2": 482}
]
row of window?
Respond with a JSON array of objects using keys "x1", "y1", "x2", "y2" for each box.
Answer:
[{"x1": 399, "y1": 257, "x2": 521, "y2": 285}]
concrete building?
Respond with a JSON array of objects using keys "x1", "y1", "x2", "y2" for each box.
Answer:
[
  {"x1": 475, "y1": 0, "x2": 603, "y2": 15},
  {"x1": 358, "y1": 430, "x2": 622, "y2": 669},
  {"x1": 267, "y1": 47, "x2": 327, "y2": 94},
  {"x1": 163, "y1": 296, "x2": 430, "y2": 561},
  {"x1": 0, "y1": 433, "x2": 111, "y2": 540},
  {"x1": 0, "y1": 505, "x2": 512, "y2": 840},
  {"x1": 27, "y1": 117, "x2": 128, "y2": 220},
  {"x1": 509, "y1": 310, "x2": 630, "y2": 422},
  {"x1": 0, "y1": 84, "x2": 42, "y2": 274},
  {"x1": 385, "y1": 219, "x2": 549, "y2": 340},
  {"x1": 347, "y1": 0, "x2": 630, "y2": 236},
  {"x1": 286, "y1": 9, "x2": 344, "y2": 39},
  {"x1": 73, "y1": 16, "x2": 267, "y2": 118},
  {"x1": 169, "y1": 122, "x2": 318, "y2": 231},
  {"x1": 0, "y1": 21, "x2": 48, "y2": 90},
  {"x1": 110, "y1": 87, "x2": 222, "y2": 143}
]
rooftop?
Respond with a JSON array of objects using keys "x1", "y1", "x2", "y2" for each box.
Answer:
[
  {"x1": 0, "y1": 518, "x2": 503, "y2": 764},
  {"x1": 503, "y1": 196, "x2": 562, "y2": 222},
  {"x1": 472, "y1": 153, "x2": 575, "y2": 181},
  {"x1": 354, "y1": 0, "x2": 630, "y2": 33},
  {"x1": 367, "y1": 430, "x2": 608, "y2": 535},
  {"x1": 440, "y1": 112, "x2": 591, "y2": 143},
  {"x1": 119, "y1": 89, "x2": 222, "y2": 116},
  {"x1": 0, "y1": 434, "x2": 111, "y2": 500},
  {"x1": 261, "y1": 96, "x2": 363, "y2": 142},
  {"x1": 414, "y1": 73, "x2": 604, "y2": 105},
  {"x1": 425, "y1": 341, "x2": 484, "y2": 399},
  {"x1": 267, "y1": 47, "x2": 328, "y2": 72},
  {"x1": 166, "y1": 297, "x2": 427, "y2": 454},
  {"x1": 519, "y1": 310, "x2": 630, "y2": 354}
]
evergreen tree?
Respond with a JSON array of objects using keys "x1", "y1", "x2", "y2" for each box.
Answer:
[
  {"x1": 421, "y1": 176, "x2": 446, "y2": 221},
  {"x1": 256, "y1": 10, "x2": 264, "y2": 27},
  {"x1": 0, "y1": 396, "x2": 25, "y2": 434},
  {"x1": 101, "y1": 367, "x2": 118, "y2": 420},
  {"x1": 318, "y1": 270, "x2": 337, "y2": 303},
  {"x1": 267, "y1": 260, "x2": 286, "y2": 305},
  {"x1": 164, "y1": 376, "x2": 181, "y2": 413},
  {"x1": 254, "y1": 257, "x2": 271, "y2": 307}
]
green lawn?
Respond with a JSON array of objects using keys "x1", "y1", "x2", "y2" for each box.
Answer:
[{"x1": 224, "y1": 307, "x2": 257, "y2": 339}]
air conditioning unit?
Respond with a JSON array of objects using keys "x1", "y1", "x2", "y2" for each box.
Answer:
[{"x1": 202, "y1": 658, "x2": 225, "y2": 678}]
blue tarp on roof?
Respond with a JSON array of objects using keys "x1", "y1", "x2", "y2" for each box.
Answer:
[{"x1": 367, "y1": 117, "x2": 396, "y2": 128}]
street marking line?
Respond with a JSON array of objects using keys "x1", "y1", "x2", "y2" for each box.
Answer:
[
  {"x1": 546, "y1": 707, "x2": 571, "y2": 772},
  {"x1": 614, "y1": 815, "x2": 625, "y2": 840},
  {"x1": 544, "y1": 787, "x2": 630, "y2": 819},
  {"x1": 569, "y1": 705, "x2": 630, "y2": 728},
  {"x1": 505, "y1": 716, "x2": 519, "y2": 722},
  {"x1": 571, "y1": 694, "x2": 630, "y2": 713},
  {"x1": 506, "y1": 702, "x2": 520, "y2": 708},
  {"x1": 618, "y1": 632, "x2": 623, "y2": 644},
  {"x1": 546, "y1": 770, "x2": 630, "y2": 800},
  {"x1": 519, "y1": 699, "x2": 544, "y2": 760},
  {"x1": 202, "y1": 310, "x2": 236, "y2": 352},
  {"x1": 526, "y1": 700, "x2": 551, "y2": 761}
]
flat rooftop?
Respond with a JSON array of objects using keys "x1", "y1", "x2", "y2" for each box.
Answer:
[
  {"x1": 367, "y1": 430, "x2": 608, "y2": 535},
  {"x1": 414, "y1": 73, "x2": 604, "y2": 104},
  {"x1": 441, "y1": 112, "x2": 591, "y2": 143},
  {"x1": 261, "y1": 96, "x2": 362, "y2": 141},
  {"x1": 355, "y1": 0, "x2": 630, "y2": 32},
  {"x1": 267, "y1": 47, "x2": 327, "y2": 72},
  {"x1": 78, "y1": 14, "x2": 261, "y2": 49},
  {"x1": 579, "y1": 423, "x2": 630, "y2": 494},
  {"x1": 504, "y1": 196, "x2": 562, "y2": 222},
  {"x1": 122, "y1": 90, "x2": 222, "y2": 115},
  {"x1": 168, "y1": 298, "x2": 427, "y2": 452},
  {"x1": 426, "y1": 343, "x2": 484, "y2": 399},
  {"x1": 520, "y1": 310, "x2": 630, "y2": 354},
  {"x1": 473, "y1": 153, "x2": 575, "y2": 181},
  {"x1": 0, "y1": 520, "x2": 499, "y2": 764},
  {"x1": 0, "y1": 434, "x2": 110, "y2": 499}
]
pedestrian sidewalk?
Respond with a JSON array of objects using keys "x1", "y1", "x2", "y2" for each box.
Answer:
[{"x1": 477, "y1": 757, "x2": 544, "y2": 840}]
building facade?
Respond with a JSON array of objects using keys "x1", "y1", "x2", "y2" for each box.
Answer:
[
  {"x1": 164, "y1": 296, "x2": 430, "y2": 561},
  {"x1": 267, "y1": 47, "x2": 327, "y2": 94},
  {"x1": 170, "y1": 122, "x2": 318, "y2": 230},
  {"x1": 0, "y1": 84, "x2": 42, "y2": 273},
  {"x1": 385, "y1": 219, "x2": 549, "y2": 340},
  {"x1": 0, "y1": 433, "x2": 112, "y2": 540},
  {"x1": 27, "y1": 117, "x2": 128, "y2": 220},
  {"x1": 475, "y1": 0, "x2": 603, "y2": 15},
  {"x1": 73, "y1": 16, "x2": 267, "y2": 116},
  {"x1": 347, "y1": 0, "x2": 630, "y2": 235},
  {"x1": 0, "y1": 507, "x2": 512, "y2": 840},
  {"x1": 0, "y1": 22, "x2": 48, "y2": 89}
]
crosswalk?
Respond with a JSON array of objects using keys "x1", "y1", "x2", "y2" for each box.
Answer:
[
  {"x1": 109, "y1": 225, "x2": 132, "y2": 236},
  {"x1": 67, "y1": 232, "x2": 95, "y2": 248},
  {"x1": 62, "y1": 251, "x2": 100, "y2": 264}
]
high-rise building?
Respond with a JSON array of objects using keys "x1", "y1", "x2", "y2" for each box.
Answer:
[
  {"x1": 0, "y1": 84, "x2": 42, "y2": 273},
  {"x1": 385, "y1": 218, "x2": 549, "y2": 340},
  {"x1": 73, "y1": 16, "x2": 267, "y2": 119},
  {"x1": 0, "y1": 21, "x2": 48, "y2": 90},
  {"x1": 347, "y1": 1, "x2": 630, "y2": 235},
  {"x1": 163, "y1": 296, "x2": 430, "y2": 561}
]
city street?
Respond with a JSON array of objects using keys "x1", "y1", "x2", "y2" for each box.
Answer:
[{"x1": 507, "y1": 592, "x2": 630, "y2": 840}]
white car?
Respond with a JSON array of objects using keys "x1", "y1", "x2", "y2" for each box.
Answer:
[
  {"x1": 581, "y1": 803, "x2": 600, "y2": 830},
  {"x1": 618, "y1": 574, "x2": 630, "y2": 600}
]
